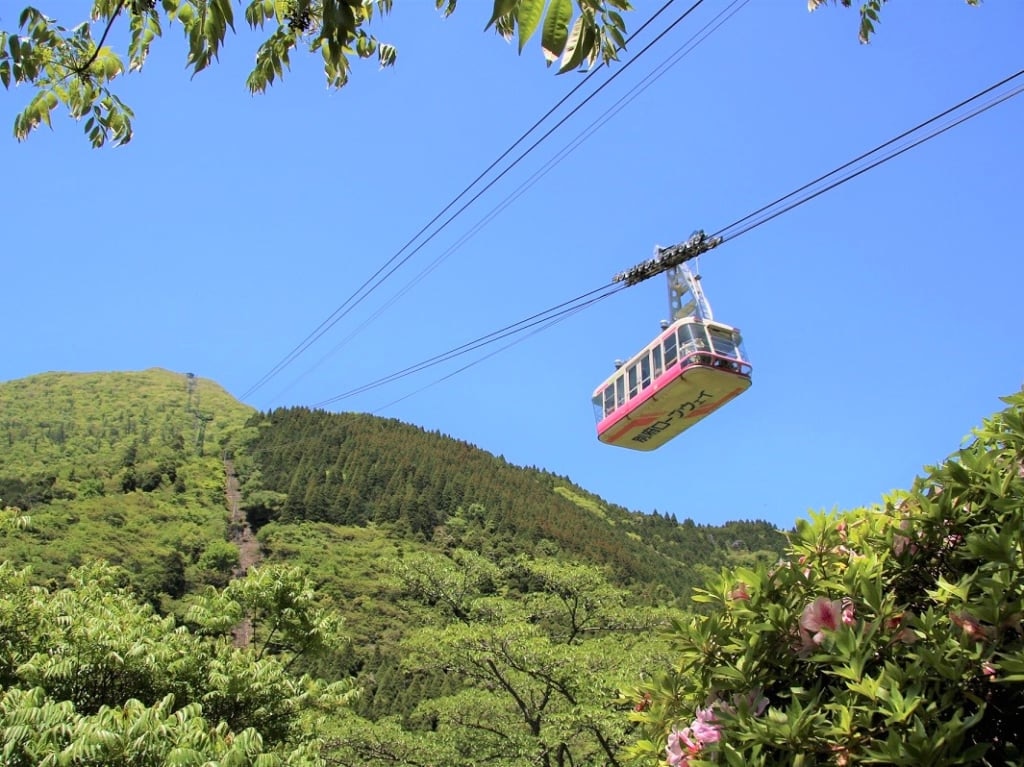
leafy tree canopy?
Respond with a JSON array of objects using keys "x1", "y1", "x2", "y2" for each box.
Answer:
[
  {"x1": 328, "y1": 551, "x2": 673, "y2": 767},
  {"x1": 807, "y1": 0, "x2": 981, "y2": 45},
  {"x1": 3, "y1": 2, "x2": 983, "y2": 148},
  {"x1": 0, "y1": 560, "x2": 356, "y2": 765},
  {"x1": 0, "y1": 0, "x2": 631, "y2": 147}
]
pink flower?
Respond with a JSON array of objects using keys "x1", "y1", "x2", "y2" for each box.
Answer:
[
  {"x1": 751, "y1": 689, "x2": 769, "y2": 716},
  {"x1": 666, "y1": 709, "x2": 723, "y2": 766},
  {"x1": 884, "y1": 611, "x2": 918, "y2": 644},
  {"x1": 723, "y1": 687, "x2": 769, "y2": 717},
  {"x1": 892, "y1": 534, "x2": 910, "y2": 556},
  {"x1": 892, "y1": 519, "x2": 918, "y2": 556},
  {"x1": 950, "y1": 612, "x2": 990, "y2": 643},
  {"x1": 690, "y1": 707, "x2": 721, "y2": 744},
  {"x1": 666, "y1": 727, "x2": 698, "y2": 767},
  {"x1": 895, "y1": 627, "x2": 918, "y2": 644},
  {"x1": 800, "y1": 597, "x2": 843, "y2": 646},
  {"x1": 841, "y1": 600, "x2": 856, "y2": 626},
  {"x1": 729, "y1": 582, "x2": 750, "y2": 601},
  {"x1": 982, "y1": 661, "x2": 997, "y2": 679},
  {"x1": 831, "y1": 544, "x2": 863, "y2": 560}
]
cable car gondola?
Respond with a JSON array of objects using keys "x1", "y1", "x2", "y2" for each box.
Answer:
[{"x1": 592, "y1": 258, "x2": 751, "y2": 451}]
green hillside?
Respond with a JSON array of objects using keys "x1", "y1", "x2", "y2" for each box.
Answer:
[
  {"x1": 0, "y1": 370, "x2": 784, "y2": 607},
  {"x1": 0, "y1": 369, "x2": 785, "y2": 720},
  {"x1": 238, "y1": 406, "x2": 784, "y2": 598},
  {"x1": 0, "y1": 369, "x2": 253, "y2": 599},
  {"x1": 0, "y1": 367, "x2": 789, "y2": 760}
]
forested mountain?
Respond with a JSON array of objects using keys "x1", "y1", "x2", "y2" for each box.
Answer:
[
  {"x1": 0, "y1": 368, "x2": 785, "y2": 764},
  {"x1": 0, "y1": 369, "x2": 784, "y2": 606},
  {"x1": 238, "y1": 406, "x2": 784, "y2": 597}
]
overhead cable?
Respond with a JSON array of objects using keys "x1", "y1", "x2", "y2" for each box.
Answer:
[
  {"x1": 240, "y1": 0, "x2": 703, "y2": 402},
  {"x1": 312, "y1": 283, "x2": 626, "y2": 408},
  {"x1": 267, "y1": 0, "x2": 751, "y2": 406},
  {"x1": 318, "y1": 68, "x2": 1024, "y2": 409},
  {"x1": 368, "y1": 295, "x2": 609, "y2": 414},
  {"x1": 713, "y1": 70, "x2": 1024, "y2": 242}
]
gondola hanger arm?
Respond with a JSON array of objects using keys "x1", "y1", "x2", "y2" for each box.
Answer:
[{"x1": 611, "y1": 230, "x2": 723, "y2": 287}]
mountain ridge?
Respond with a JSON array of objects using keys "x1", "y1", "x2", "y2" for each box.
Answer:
[{"x1": 0, "y1": 368, "x2": 785, "y2": 605}]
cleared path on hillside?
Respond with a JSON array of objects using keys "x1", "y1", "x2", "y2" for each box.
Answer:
[{"x1": 224, "y1": 459, "x2": 261, "y2": 647}]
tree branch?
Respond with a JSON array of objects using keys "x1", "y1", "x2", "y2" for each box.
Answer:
[
  {"x1": 591, "y1": 726, "x2": 622, "y2": 767},
  {"x1": 70, "y1": 2, "x2": 126, "y2": 76},
  {"x1": 485, "y1": 657, "x2": 540, "y2": 734}
]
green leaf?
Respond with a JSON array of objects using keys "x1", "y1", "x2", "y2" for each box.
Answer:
[
  {"x1": 605, "y1": 23, "x2": 626, "y2": 53},
  {"x1": 213, "y1": 0, "x2": 235, "y2": 32},
  {"x1": 541, "y1": 0, "x2": 571, "y2": 62},
  {"x1": 966, "y1": 526, "x2": 1016, "y2": 565},
  {"x1": 487, "y1": 0, "x2": 518, "y2": 30},
  {"x1": 711, "y1": 664, "x2": 747, "y2": 684},
  {"x1": 517, "y1": 0, "x2": 545, "y2": 53},
  {"x1": 92, "y1": 47, "x2": 124, "y2": 79},
  {"x1": 558, "y1": 15, "x2": 586, "y2": 73}
]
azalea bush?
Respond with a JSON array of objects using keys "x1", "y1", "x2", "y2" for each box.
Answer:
[{"x1": 627, "y1": 390, "x2": 1024, "y2": 766}]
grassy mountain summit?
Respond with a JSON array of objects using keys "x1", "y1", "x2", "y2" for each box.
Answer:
[
  {"x1": 0, "y1": 368, "x2": 254, "y2": 598},
  {"x1": 0, "y1": 368, "x2": 251, "y2": 473}
]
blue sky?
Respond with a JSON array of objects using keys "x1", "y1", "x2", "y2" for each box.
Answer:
[{"x1": 3, "y1": 1, "x2": 1022, "y2": 529}]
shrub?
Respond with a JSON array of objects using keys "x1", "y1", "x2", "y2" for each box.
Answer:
[{"x1": 628, "y1": 390, "x2": 1024, "y2": 766}]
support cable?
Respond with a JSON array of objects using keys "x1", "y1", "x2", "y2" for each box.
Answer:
[
  {"x1": 369, "y1": 296, "x2": 607, "y2": 414},
  {"x1": 313, "y1": 283, "x2": 626, "y2": 407},
  {"x1": 240, "y1": 0, "x2": 703, "y2": 402},
  {"x1": 715, "y1": 75, "x2": 1024, "y2": 241},
  {"x1": 268, "y1": 0, "x2": 750, "y2": 405},
  {"x1": 314, "y1": 69, "x2": 1024, "y2": 409}
]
